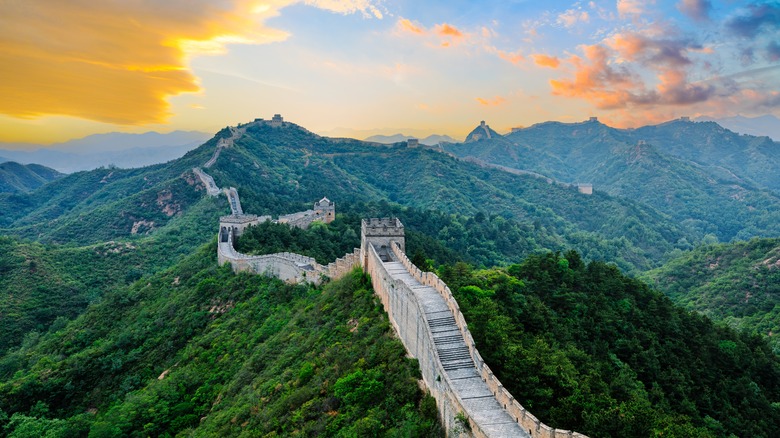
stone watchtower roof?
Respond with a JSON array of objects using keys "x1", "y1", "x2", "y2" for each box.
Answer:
[{"x1": 315, "y1": 197, "x2": 334, "y2": 206}]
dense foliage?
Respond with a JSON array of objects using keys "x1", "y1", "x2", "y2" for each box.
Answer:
[
  {"x1": 0, "y1": 162, "x2": 63, "y2": 194},
  {"x1": 643, "y1": 238, "x2": 780, "y2": 351},
  {"x1": 4, "y1": 119, "x2": 780, "y2": 437},
  {"x1": 440, "y1": 251, "x2": 780, "y2": 437},
  {"x1": 0, "y1": 245, "x2": 441, "y2": 437},
  {"x1": 234, "y1": 217, "x2": 361, "y2": 265}
]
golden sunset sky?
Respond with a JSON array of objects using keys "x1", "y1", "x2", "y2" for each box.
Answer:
[{"x1": 1, "y1": 0, "x2": 779, "y2": 144}]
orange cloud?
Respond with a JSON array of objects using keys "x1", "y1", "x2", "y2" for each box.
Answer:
[
  {"x1": 398, "y1": 18, "x2": 425, "y2": 34},
  {"x1": 435, "y1": 23, "x2": 463, "y2": 38},
  {"x1": 476, "y1": 96, "x2": 506, "y2": 106},
  {"x1": 549, "y1": 45, "x2": 643, "y2": 109},
  {"x1": 496, "y1": 49, "x2": 524, "y2": 64},
  {"x1": 532, "y1": 54, "x2": 561, "y2": 68},
  {"x1": 0, "y1": 0, "x2": 379, "y2": 126}
]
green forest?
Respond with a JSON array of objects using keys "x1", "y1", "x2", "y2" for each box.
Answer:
[
  {"x1": 0, "y1": 245, "x2": 440, "y2": 437},
  {"x1": 2, "y1": 119, "x2": 780, "y2": 437},
  {"x1": 440, "y1": 251, "x2": 780, "y2": 437}
]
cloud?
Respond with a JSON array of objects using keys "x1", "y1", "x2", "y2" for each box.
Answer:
[
  {"x1": 394, "y1": 19, "x2": 469, "y2": 48},
  {"x1": 436, "y1": 23, "x2": 464, "y2": 38},
  {"x1": 398, "y1": 18, "x2": 424, "y2": 34},
  {"x1": 617, "y1": 0, "x2": 655, "y2": 17},
  {"x1": 557, "y1": 9, "x2": 590, "y2": 27},
  {"x1": 726, "y1": 2, "x2": 780, "y2": 38},
  {"x1": 305, "y1": 0, "x2": 384, "y2": 18},
  {"x1": 767, "y1": 41, "x2": 780, "y2": 61},
  {"x1": 607, "y1": 31, "x2": 699, "y2": 67},
  {"x1": 476, "y1": 96, "x2": 506, "y2": 106},
  {"x1": 0, "y1": 0, "x2": 379, "y2": 125},
  {"x1": 550, "y1": 44, "x2": 645, "y2": 109},
  {"x1": 532, "y1": 54, "x2": 561, "y2": 68},
  {"x1": 551, "y1": 32, "x2": 718, "y2": 110},
  {"x1": 677, "y1": 0, "x2": 712, "y2": 21}
]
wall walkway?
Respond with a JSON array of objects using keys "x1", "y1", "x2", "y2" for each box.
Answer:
[{"x1": 197, "y1": 119, "x2": 589, "y2": 438}]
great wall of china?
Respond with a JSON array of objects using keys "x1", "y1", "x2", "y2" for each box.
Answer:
[{"x1": 193, "y1": 116, "x2": 588, "y2": 438}]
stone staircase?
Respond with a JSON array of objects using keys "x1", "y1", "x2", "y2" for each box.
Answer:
[{"x1": 383, "y1": 261, "x2": 530, "y2": 438}]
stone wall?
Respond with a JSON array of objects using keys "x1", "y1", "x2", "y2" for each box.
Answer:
[
  {"x1": 325, "y1": 248, "x2": 362, "y2": 280},
  {"x1": 389, "y1": 242, "x2": 588, "y2": 438},
  {"x1": 192, "y1": 167, "x2": 221, "y2": 196},
  {"x1": 363, "y1": 243, "x2": 471, "y2": 435}
]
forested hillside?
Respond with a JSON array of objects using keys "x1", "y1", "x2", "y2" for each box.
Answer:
[
  {"x1": 0, "y1": 162, "x2": 63, "y2": 194},
  {"x1": 3, "y1": 118, "x2": 780, "y2": 437},
  {"x1": 0, "y1": 246, "x2": 441, "y2": 437},
  {"x1": 642, "y1": 238, "x2": 780, "y2": 351},
  {"x1": 440, "y1": 251, "x2": 780, "y2": 437},
  {"x1": 445, "y1": 120, "x2": 780, "y2": 241}
]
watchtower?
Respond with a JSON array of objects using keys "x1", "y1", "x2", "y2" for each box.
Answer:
[
  {"x1": 313, "y1": 197, "x2": 335, "y2": 223},
  {"x1": 270, "y1": 114, "x2": 284, "y2": 127},
  {"x1": 361, "y1": 218, "x2": 405, "y2": 263}
]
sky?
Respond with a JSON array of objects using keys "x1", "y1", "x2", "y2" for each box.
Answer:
[{"x1": 1, "y1": 0, "x2": 779, "y2": 145}]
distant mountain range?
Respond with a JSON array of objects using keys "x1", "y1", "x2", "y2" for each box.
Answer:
[
  {"x1": 364, "y1": 133, "x2": 459, "y2": 145},
  {"x1": 0, "y1": 131, "x2": 211, "y2": 173},
  {"x1": 695, "y1": 114, "x2": 780, "y2": 140},
  {"x1": 445, "y1": 118, "x2": 780, "y2": 243},
  {"x1": 0, "y1": 161, "x2": 64, "y2": 193}
]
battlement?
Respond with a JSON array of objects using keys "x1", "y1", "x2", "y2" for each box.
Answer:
[
  {"x1": 361, "y1": 217, "x2": 404, "y2": 236},
  {"x1": 270, "y1": 113, "x2": 284, "y2": 127},
  {"x1": 361, "y1": 218, "x2": 404, "y2": 262}
]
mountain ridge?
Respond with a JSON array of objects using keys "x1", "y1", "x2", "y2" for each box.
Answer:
[
  {"x1": 0, "y1": 161, "x2": 64, "y2": 194},
  {"x1": 0, "y1": 131, "x2": 211, "y2": 173}
]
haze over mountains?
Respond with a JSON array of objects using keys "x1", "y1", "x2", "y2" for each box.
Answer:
[
  {"x1": 0, "y1": 130, "x2": 211, "y2": 173},
  {"x1": 363, "y1": 133, "x2": 459, "y2": 145},
  {"x1": 696, "y1": 114, "x2": 780, "y2": 141}
]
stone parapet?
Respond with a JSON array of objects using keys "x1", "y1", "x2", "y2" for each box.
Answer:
[{"x1": 390, "y1": 242, "x2": 588, "y2": 438}]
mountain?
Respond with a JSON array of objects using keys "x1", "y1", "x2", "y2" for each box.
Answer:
[
  {"x1": 444, "y1": 252, "x2": 780, "y2": 437},
  {"x1": 464, "y1": 121, "x2": 502, "y2": 142},
  {"x1": 364, "y1": 133, "x2": 459, "y2": 145},
  {"x1": 0, "y1": 131, "x2": 211, "y2": 173},
  {"x1": 2, "y1": 117, "x2": 780, "y2": 436},
  {"x1": 642, "y1": 237, "x2": 780, "y2": 350},
  {"x1": 0, "y1": 120, "x2": 697, "y2": 272},
  {"x1": 0, "y1": 248, "x2": 441, "y2": 437},
  {"x1": 0, "y1": 161, "x2": 64, "y2": 193},
  {"x1": 445, "y1": 119, "x2": 780, "y2": 242},
  {"x1": 696, "y1": 114, "x2": 780, "y2": 141}
]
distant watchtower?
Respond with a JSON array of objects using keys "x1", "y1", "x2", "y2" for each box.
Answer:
[
  {"x1": 407, "y1": 138, "x2": 419, "y2": 147},
  {"x1": 361, "y1": 218, "x2": 405, "y2": 263},
  {"x1": 589, "y1": 116, "x2": 598, "y2": 122},
  {"x1": 270, "y1": 114, "x2": 284, "y2": 127},
  {"x1": 313, "y1": 197, "x2": 335, "y2": 223}
]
